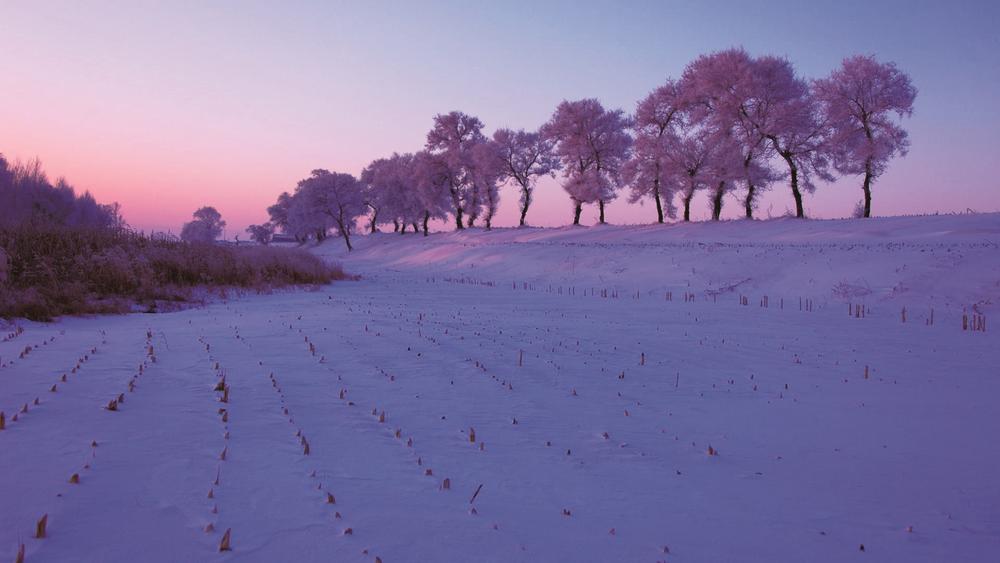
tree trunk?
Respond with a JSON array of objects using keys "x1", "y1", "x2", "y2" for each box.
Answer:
[
  {"x1": 779, "y1": 151, "x2": 804, "y2": 218},
  {"x1": 598, "y1": 200, "x2": 606, "y2": 224},
  {"x1": 412, "y1": 222, "x2": 419, "y2": 232},
  {"x1": 336, "y1": 219, "x2": 352, "y2": 251},
  {"x1": 683, "y1": 194, "x2": 693, "y2": 222},
  {"x1": 485, "y1": 191, "x2": 496, "y2": 231},
  {"x1": 467, "y1": 190, "x2": 480, "y2": 228},
  {"x1": 711, "y1": 181, "x2": 725, "y2": 221},
  {"x1": 422, "y1": 210, "x2": 430, "y2": 236},
  {"x1": 519, "y1": 185, "x2": 531, "y2": 227},
  {"x1": 393, "y1": 219, "x2": 399, "y2": 232},
  {"x1": 653, "y1": 179, "x2": 664, "y2": 223},
  {"x1": 744, "y1": 182, "x2": 756, "y2": 219},
  {"x1": 400, "y1": 223, "x2": 407, "y2": 234},
  {"x1": 742, "y1": 153, "x2": 755, "y2": 219},
  {"x1": 862, "y1": 157, "x2": 873, "y2": 218},
  {"x1": 790, "y1": 170, "x2": 804, "y2": 218},
  {"x1": 368, "y1": 207, "x2": 378, "y2": 233},
  {"x1": 454, "y1": 207, "x2": 464, "y2": 230},
  {"x1": 572, "y1": 201, "x2": 583, "y2": 225}
]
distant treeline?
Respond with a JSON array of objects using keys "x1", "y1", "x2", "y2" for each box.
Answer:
[{"x1": 0, "y1": 155, "x2": 123, "y2": 230}]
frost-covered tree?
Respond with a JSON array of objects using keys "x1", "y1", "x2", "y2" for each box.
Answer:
[
  {"x1": 702, "y1": 138, "x2": 746, "y2": 220},
  {"x1": 468, "y1": 140, "x2": 504, "y2": 230},
  {"x1": 412, "y1": 151, "x2": 453, "y2": 236},
  {"x1": 680, "y1": 49, "x2": 781, "y2": 219},
  {"x1": 624, "y1": 80, "x2": 685, "y2": 223},
  {"x1": 744, "y1": 56, "x2": 833, "y2": 218},
  {"x1": 180, "y1": 217, "x2": 215, "y2": 242},
  {"x1": 425, "y1": 111, "x2": 487, "y2": 230},
  {"x1": 361, "y1": 157, "x2": 394, "y2": 232},
  {"x1": 362, "y1": 153, "x2": 429, "y2": 234},
  {"x1": 296, "y1": 170, "x2": 366, "y2": 251},
  {"x1": 286, "y1": 188, "x2": 331, "y2": 242},
  {"x1": 392, "y1": 153, "x2": 431, "y2": 232},
  {"x1": 814, "y1": 55, "x2": 916, "y2": 218},
  {"x1": 245, "y1": 223, "x2": 274, "y2": 245},
  {"x1": 359, "y1": 166, "x2": 385, "y2": 234},
  {"x1": 180, "y1": 206, "x2": 225, "y2": 243},
  {"x1": 541, "y1": 99, "x2": 632, "y2": 225},
  {"x1": 492, "y1": 128, "x2": 560, "y2": 226},
  {"x1": 361, "y1": 157, "x2": 396, "y2": 233},
  {"x1": 267, "y1": 192, "x2": 294, "y2": 236},
  {"x1": 663, "y1": 123, "x2": 716, "y2": 222}
]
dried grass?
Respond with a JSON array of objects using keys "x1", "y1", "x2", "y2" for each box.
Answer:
[{"x1": 0, "y1": 225, "x2": 347, "y2": 321}]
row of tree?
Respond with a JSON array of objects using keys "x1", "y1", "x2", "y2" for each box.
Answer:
[{"x1": 252, "y1": 49, "x2": 916, "y2": 250}]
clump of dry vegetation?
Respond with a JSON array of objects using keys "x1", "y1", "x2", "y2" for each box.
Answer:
[
  {"x1": 0, "y1": 226, "x2": 346, "y2": 320},
  {"x1": 0, "y1": 154, "x2": 347, "y2": 320}
]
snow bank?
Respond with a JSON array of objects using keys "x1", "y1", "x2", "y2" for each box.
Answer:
[{"x1": 318, "y1": 213, "x2": 1000, "y2": 313}]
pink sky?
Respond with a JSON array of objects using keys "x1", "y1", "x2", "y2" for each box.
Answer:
[{"x1": 2, "y1": 1, "x2": 998, "y2": 236}]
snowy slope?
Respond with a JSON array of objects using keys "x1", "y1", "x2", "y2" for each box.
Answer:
[
  {"x1": 318, "y1": 213, "x2": 1000, "y2": 317},
  {"x1": 2, "y1": 214, "x2": 998, "y2": 563}
]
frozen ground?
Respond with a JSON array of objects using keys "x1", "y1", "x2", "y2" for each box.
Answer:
[
  {"x1": 2, "y1": 214, "x2": 998, "y2": 562},
  {"x1": 319, "y1": 213, "x2": 1000, "y2": 317}
]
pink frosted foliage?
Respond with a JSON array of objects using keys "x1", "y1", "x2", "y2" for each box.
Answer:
[
  {"x1": 492, "y1": 128, "x2": 560, "y2": 226},
  {"x1": 412, "y1": 151, "x2": 454, "y2": 222},
  {"x1": 363, "y1": 153, "x2": 429, "y2": 229},
  {"x1": 663, "y1": 125, "x2": 716, "y2": 214},
  {"x1": 468, "y1": 140, "x2": 505, "y2": 228},
  {"x1": 360, "y1": 156, "x2": 397, "y2": 229},
  {"x1": 814, "y1": 55, "x2": 917, "y2": 179},
  {"x1": 748, "y1": 55, "x2": 834, "y2": 198},
  {"x1": 541, "y1": 99, "x2": 632, "y2": 216},
  {"x1": 285, "y1": 188, "x2": 330, "y2": 241},
  {"x1": 295, "y1": 169, "x2": 366, "y2": 250},
  {"x1": 676, "y1": 49, "x2": 835, "y2": 219},
  {"x1": 426, "y1": 111, "x2": 486, "y2": 156},
  {"x1": 680, "y1": 48, "x2": 757, "y2": 127},
  {"x1": 262, "y1": 49, "x2": 915, "y2": 230},
  {"x1": 623, "y1": 80, "x2": 685, "y2": 219},
  {"x1": 426, "y1": 111, "x2": 488, "y2": 228},
  {"x1": 680, "y1": 49, "x2": 782, "y2": 209}
]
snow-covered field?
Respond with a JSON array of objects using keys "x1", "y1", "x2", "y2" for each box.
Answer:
[{"x1": 2, "y1": 214, "x2": 998, "y2": 562}]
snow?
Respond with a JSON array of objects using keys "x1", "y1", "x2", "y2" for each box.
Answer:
[
  {"x1": 2, "y1": 214, "x2": 999, "y2": 562},
  {"x1": 317, "y1": 213, "x2": 1000, "y2": 319}
]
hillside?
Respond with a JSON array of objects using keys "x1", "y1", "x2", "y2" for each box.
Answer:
[{"x1": 317, "y1": 213, "x2": 1000, "y2": 320}]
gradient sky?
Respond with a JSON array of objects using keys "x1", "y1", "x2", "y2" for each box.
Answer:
[{"x1": 2, "y1": 0, "x2": 999, "y2": 236}]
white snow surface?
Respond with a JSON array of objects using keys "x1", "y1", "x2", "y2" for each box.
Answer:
[
  {"x1": 318, "y1": 213, "x2": 1000, "y2": 316},
  {"x1": 2, "y1": 213, "x2": 999, "y2": 562}
]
